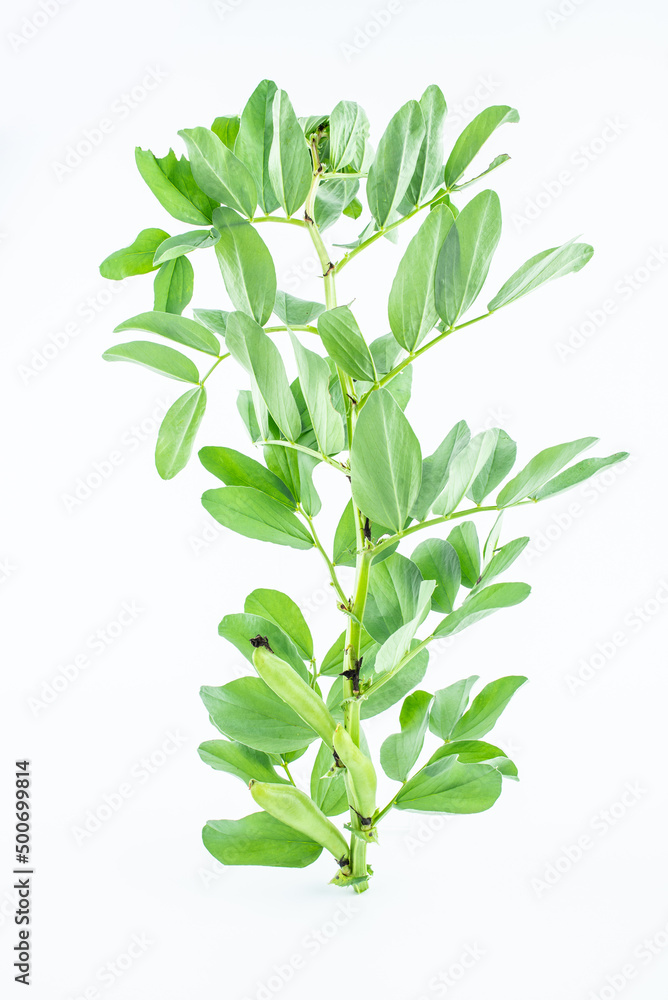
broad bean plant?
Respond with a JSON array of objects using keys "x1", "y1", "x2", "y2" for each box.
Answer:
[{"x1": 100, "y1": 81, "x2": 626, "y2": 892}]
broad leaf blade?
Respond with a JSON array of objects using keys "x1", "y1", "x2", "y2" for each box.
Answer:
[
  {"x1": 447, "y1": 522, "x2": 480, "y2": 589},
  {"x1": 350, "y1": 389, "x2": 422, "y2": 533},
  {"x1": 432, "y1": 429, "x2": 497, "y2": 516},
  {"x1": 114, "y1": 310, "x2": 220, "y2": 356},
  {"x1": 411, "y1": 538, "x2": 461, "y2": 614},
  {"x1": 135, "y1": 148, "x2": 218, "y2": 225},
  {"x1": 496, "y1": 437, "x2": 599, "y2": 507},
  {"x1": 433, "y1": 582, "x2": 531, "y2": 638},
  {"x1": 178, "y1": 127, "x2": 257, "y2": 218},
  {"x1": 103, "y1": 341, "x2": 199, "y2": 383},
  {"x1": 290, "y1": 333, "x2": 345, "y2": 455},
  {"x1": 202, "y1": 486, "x2": 314, "y2": 549},
  {"x1": 201, "y1": 677, "x2": 319, "y2": 753},
  {"x1": 153, "y1": 228, "x2": 218, "y2": 264},
  {"x1": 199, "y1": 446, "x2": 294, "y2": 506},
  {"x1": 380, "y1": 690, "x2": 433, "y2": 782},
  {"x1": 404, "y1": 84, "x2": 448, "y2": 207},
  {"x1": 396, "y1": 758, "x2": 502, "y2": 813},
  {"x1": 198, "y1": 740, "x2": 289, "y2": 784},
  {"x1": 429, "y1": 676, "x2": 479, "y2": 740},
  {"x1": 532, "y1": 452, "x2": 629, "y2": 502},
  {"x1": 410, "y1": 420, "x2": 471, "y2": 521},
  {"x1": 213, "y1": 207, "x2": 277, "y2": 325},
  {"x1": 153, "y1": 257, "x2": 194, "y2": 315},
  {"x1": 274, "y1": 291, "x2": 325, "y2": 327},
  {"x1": 218, "y1": 611, "x2": 308, "y2": 678},
  {"x1": 317, "y1": 306, "x2": 376, "y2": 381},
  {"x1": 203, "y1": 813, "x2": 322, "y2": 868},
  {"x1": 444, "y1": 105, "x2": 519, "y2": 189},
  {"x1": 244, "y1": 589, "x2": 313, "y2": 660},
  {"x1": 467, "y1": 429, "x2": 517, "y2": 504},
  {"x1": 155, "y1": 386, "x2": 206, "y2": 479},
  {"x1": 434, "y1": 189, "x2": 502, "y2": 327},
  {"x1": 366, "y1": 100, "x2": 426, "y2": 227},
  {"x1": 388, "y1": 203, "x2": 455, "y2": 351},
  {"x1": 451, "y1": 675, "x2": 528, "y2": 741},
  {"x1": 100, "y1": 228, "x2": 169, "y2": 279},
  {"x1": 329, "y1": 100, "x2": 370, "y2": 171},
  {"x1": 488, "y1": 240, "x2": 594, "y2": 312},
  {"x1": 234, "y1": 79, "x2": 280, "y2": 214},
  {"x1": 269, "y1": 90, "x2": 313, "y2": 217}
]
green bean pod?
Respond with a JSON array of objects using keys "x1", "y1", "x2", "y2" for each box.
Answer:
[
  {"x1": 252, "y1": 643, "x2": 337, "y2": 745},
  {"x1": 249, "y1": 780, "x2": 349, "y2": 864},
  {"x1": 333, "y1": 724, "x2": 377, "y2": 823}
]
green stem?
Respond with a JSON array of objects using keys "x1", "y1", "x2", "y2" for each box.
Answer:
[
  {"x1": 335, "y1": 190, "x2": 445, "y2": 274},
  {"x1": 261, "y1": 439, "x2": 348, "y2": 474},
  {"x1": 372, "y1": 500, "x2": 535, "y2": 557},
  {"x1": 200, "y1": 353, "x2": 230, "y2": 385},
  {"x1": 320, "y1": 171, "x2": 368, "y2": 180},
  {"x1": 264, "y1": 325, "x2": 319, "y2": 335},
  {"x1": 301, "y1": 509, "x2": 350, "y2": 609},
  {"x1": 281, "y1": 761, "x2": 296, "y2": 785},
  {"x1": 251, "y1": 215, "x2": 307, "y2": 228},
  {"x1": 356, "y1": 312, "x2": 492, "y2": 411}
]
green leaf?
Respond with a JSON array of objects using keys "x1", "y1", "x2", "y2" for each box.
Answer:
[
  {"x1": 198, "y1": 446, "x2": 295, "y2": 507},
  {"x1": 476, "y1": 536, "x2": 529, "y2": 589},
  {"x1": 451, "y1": 675, "x2": 527, "y2": 741},
  {"x1": 290, "y1": 333, "x2": 345, "y2": 455},
  {"x1": 366, "y1": 100, "x2": 425, "y2": 227},
  {"x1": 244, "y1": 589, "x2": 313, "y2": 660},
  {"x1": 496, "y1": 436, "x2": 599, "y2": 507},
  {"x1": 403, "y1": 84, "x2": 448, "y2": 207},
  {"x1": 274, "y1": 290, "x2": 325, "y2": 327},
  {"x1": 264, "y1": 445, "x2": 321, "y2": 517},
  {"x1": 395, "y1": 758, "x2": 502, "y2": 813},
  {"x1": 388, "y1": 204, "x2": 455, "y2": 351},
  {"x1": 429, "y1": 676, "x2": 479, "y2": 740},
  {"x1": 434, "y1": 189, "x2": 502, "y2": 327},
  {"x1": 153, "y1": 257, "x2": 194, "y2": 315},
  {"x1": 329, "y1": 100, "x2": 370, "y2": 171},
  {"x1": 319, "y1": 628, "x2": 378, "y2": 678},
  {"x1": 100, "y1": 228, "x2": 169, "y2": 279},
  {"x1": 225, "y1": 312, "x2": 302, "y2": 440},
  {"x1": 363, "y1": 553, "x2": 424, "y2": 644},
  {"x1": 178, "y1": 127, "x2": 257, "y2": 218},
  {"x1": 153, "y1": 228, "x2": 218, "y2": 264},
  {"x1": 201, "y1": 677, "x2": 319, "y2": 753},
  {"x1": 531, "y1": 452, "x2": 629, "y2": 502},
  {"x1": 482, "y1": 512, "x2": 504, "y2": 568},
  {"x1": 444, "y1": 105, "x2": 519, "y2": 189},
  {"x1": 317, "y1": 306, "x2": 376, "y2": 381},
  {"x1": 135, "y1": 148, "x2": 218, "y2": 225},
  {"x1": 427, "y1": 739, "x2": 509, "y2": 766},
  {"x1": 202, "y1": 486, "x2": 314, "y2": 549},
  {"x1": 194, "y1": 314, "x2": 231, "y2": 342},
  {"x1": 380, "y1": 690, "x2": 433, "y2": 782},
  {"x1": 155, "y1": 386, "x2": 206, "y2": 479},
  {"x1": 466, "y1": 429, "x2": 517, "y2": 504},
  {"x1": 360, "y1": 648, "x2": 429, "y2": 719},
  {"x1": 332, "y1": 500, "x2": 396, "y2": 567},
  {"x1": 434, "y1": 582, "x2": 531, "y2": 638},
  {"x1": 488, "y1": 239, "x2": 594, "y2": 312},
  {"x1": 314, "y1": 177, "x2": 360, "y2": 231},
  {"x1": 447, "y1": 522, "x2": 480, "y2": 588},
  {"x1": 373, "y1": 581, "x2": 434, "y2": 678},
  {"x1": 410, "y1": 420, "x2": 471, "y2": 521},
  {"x1": 343, "y1": 197, "x2": 362, "y2": 220},
  {"x1": 234, "y1": 79, "x2": 280, "y2": 214},
  {"x1": 411, "y1": 538, "x2": 461, "y2": 614},
  {"x1": 102, "y1": 341, "x2": 199, "y2": 383},
  {"x1": 269, "y1": 90, "x2": 312, "y2": 217},
  {"x1": 310, "y1": 742, "x2": 348, "y2": 817},
  {"x1": 350, "y1": 389, "x2": 422, "y2": 533},
  {"x1": 211, "y1": 115, "x2": 240, "y2": 149},
  {"x1": 203, "y1": 813, "x2": 322, "y2": 868},
  {"x1": 450, "y1": 153, "x2": 510, "y2": 192},
  {"x1": 114, "y1": 310, "x2": 220, "y2": 356},
  {"x1": 213, "y1": 207, "x2": 276, "y2": 325},
  {"x1": 198, "y1": 740, "x2": 288, "y2": 784},
  {"x1": 218, "y1": 611, "x2": 308, "y2": 679},
  {"x1": 431, "y1": 429, "x2": 497, "y2": 516}
]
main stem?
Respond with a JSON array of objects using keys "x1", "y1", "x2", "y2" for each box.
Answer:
[{"x1": 305, "y1": 136, "x2": 372, "y2": 891}]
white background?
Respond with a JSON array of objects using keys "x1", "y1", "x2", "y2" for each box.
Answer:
[{"x1": 2, "y1": 1, "x2": 667, "y2": 998}]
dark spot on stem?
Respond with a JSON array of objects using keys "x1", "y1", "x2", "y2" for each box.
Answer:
[
  {"x1": 363, "y1": 518, "x2": 371, "y2": 542},
  {"x1": 249, "y1": 635, "x2": 273, "y2": 652}
]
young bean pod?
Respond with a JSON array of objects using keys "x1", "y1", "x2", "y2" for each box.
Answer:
[
  {"x1": 251, "y1": 642, "x2": 337, "y2": 745},
  {"x1": 333, "y1": 724, "x2": 377, "y2": 834},
  {"x1": 249, "y1": 780, "x2": 349, "y2": 864}
]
